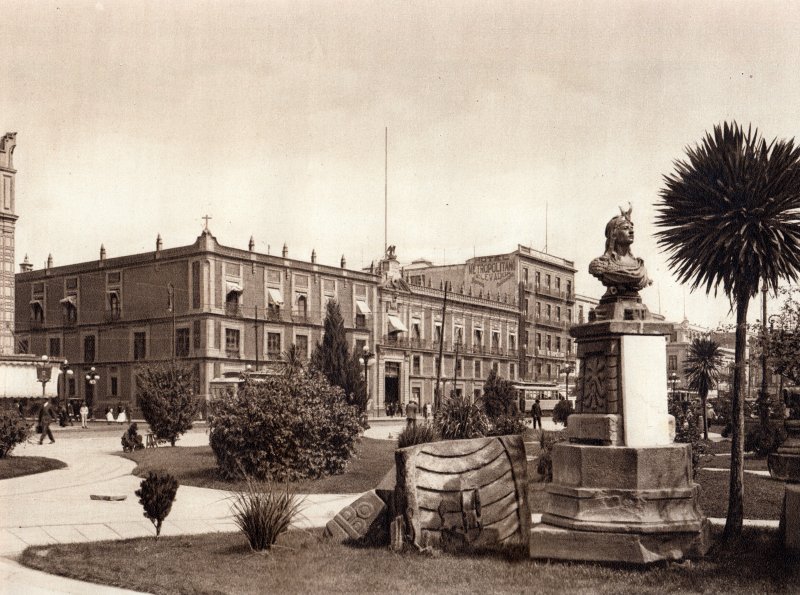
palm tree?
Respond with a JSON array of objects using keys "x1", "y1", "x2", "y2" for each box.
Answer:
[
  {"x1": 282, "y1": 344, "x2": 305, "y2": 379},
  {"x1": 655, "y1": 121, "x2": 800, "y2": 541},
  {"x1": 684, "y1": 337, "x2": 724, "y2": 440}
]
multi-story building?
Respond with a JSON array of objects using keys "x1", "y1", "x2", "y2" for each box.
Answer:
[
  {"x1": 375, "y1": 250, "x2": 519, "y2": 411},
  {"x1": 666, "y1": 319, "x2": 738, "y2": 399},
  {"x1": 403, "y1": 245, "x2": 577, "y2": 383},
  {"x1": 15, "y1": 229, "x2": 379, "y2": 415},
  {"x1": 0, "y1": 132, "x2": 17, "y2": 355}
]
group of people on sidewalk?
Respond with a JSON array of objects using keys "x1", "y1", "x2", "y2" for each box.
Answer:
[{"x1": 35, "y1": 398, "x2": 99, "y2": 444}]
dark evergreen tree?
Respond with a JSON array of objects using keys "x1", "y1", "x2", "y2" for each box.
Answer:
[
  {"x1": 311, "y1": 300, "x2": 367, "y2": 415},
  {"x1": 481, "y1": 368, "x2": 517, "y2": 419},
  {"x1": 137, "y1": 362, "x2": 199, "y2": 446}
]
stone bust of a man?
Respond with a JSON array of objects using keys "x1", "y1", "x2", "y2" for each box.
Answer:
[{"x1": 589, "y1": 204, "x2": 652, "y2": 293}]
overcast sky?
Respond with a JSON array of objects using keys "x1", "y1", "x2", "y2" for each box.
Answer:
[{"x1": 2, "y1": 0, "x2": 799, "y2": 328}]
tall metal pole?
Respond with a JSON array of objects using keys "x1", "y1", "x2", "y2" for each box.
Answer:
[
  {"x1": 759, "y1": 283, "x2": 769, "y2": 427},
  {"x1": 384, "y1": 127, "x2": 388, "y2": 256},
  {"x1": 434, "y1": 281, "x2": 448, "y2": 411}
]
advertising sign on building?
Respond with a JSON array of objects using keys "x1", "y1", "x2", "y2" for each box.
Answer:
[{"x1": 466, "y1": 255, "x2": 515, "y2": 290}]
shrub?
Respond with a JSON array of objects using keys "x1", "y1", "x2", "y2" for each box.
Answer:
[
  {"x1": 481, "y1": 369, "x2": 518, "y2": 420},
  {"x1": 434, "y1": 394, "x2": 489, "y2": 440},
  {"x1": 552, "y1": 399, "x2": 573, "y2": 426},
  {"x1": 536, "y1": 430, "x2": 567, "y2": 482},
  {"x1": 745, "y1": 423, "x2": 787, "y2": 457},
  {"x1": 668, "y1": 395, "x2": 707, "y2": 477},
  {"x1": 397, "y1": 422, "x2": 439, "y2": 448},
  {"x1": 0, "y1": 410, "x2": 30, "y2": 458},
  {"x1": 231, "y1": 478, "x2": 304, "y2": 552},
  {"x1": 121, "y1": 422, "x2": 144, "y2": 452},
  {"x1": 137, "y1": 362, "x2": 200, "y2": 446},
  {"x1": 487, "y1": 414, "x2": 527, "y2": 437},
  {"x1": 135, "y1": 471, "x2": 179, "y2": 539},
  {"x1": 209, "y1": 372, "x2": 362, "y2": 481}
]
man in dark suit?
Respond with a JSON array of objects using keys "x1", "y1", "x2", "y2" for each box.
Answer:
[{"x1": 38, "y1": 398, "x2": 56, "y2": 444}]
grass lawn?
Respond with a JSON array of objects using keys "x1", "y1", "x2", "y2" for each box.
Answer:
[
  {"x1": 19, "y1": 526, "x2": 798, "y2": 595},
  {"x1": 121, "y1": 437, "x2": 396, "y2": 494},
  {"x1": 696, "y1": 468, "x2": 784, "y2": 520},
  {"x1": 0, "y1": 456, "x2": 66, "y2": 479}
]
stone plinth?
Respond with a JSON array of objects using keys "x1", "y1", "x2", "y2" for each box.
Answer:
[
  {"x1": 782, "y1": 484, "x2": 800, "y2": 552},
  {"x1": 769, "y1": 420, "x2": 800, "y2": 482}
]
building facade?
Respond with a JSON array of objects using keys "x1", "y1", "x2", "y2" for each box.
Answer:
[
  {"x1": 403, "y1": 245, "x2": 577, "y2": 383},
  {"x1": 0, "y1": 133, "x2": 17, "y2": 355},
  {"x1": 15, "y1": 230, "x2": 379, "y2": 415},
  {"x1": 374, "y1": 251, "x2": 519, "y2": 412}
]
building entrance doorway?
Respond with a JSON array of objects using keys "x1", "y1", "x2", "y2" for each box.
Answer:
[{"x1": 384, "y1": 361, "x2": 400, "y2": 415}]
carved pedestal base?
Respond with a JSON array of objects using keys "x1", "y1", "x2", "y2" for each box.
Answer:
[
  {"x1": 769, "y1": 420, "x2": 800, "y2": 482},
  {"x1": 781, "y1": 484, "x2": 800, "y2": 553},
  {"x1": 530, "y1": 442, "x2": 709, "y2": 564}
]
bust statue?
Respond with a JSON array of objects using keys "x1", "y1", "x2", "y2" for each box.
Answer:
[{"x1": 589, "y1": 204, "x2": 652, "y2": 295}]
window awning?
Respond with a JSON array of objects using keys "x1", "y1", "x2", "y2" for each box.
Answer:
[
  {"x1": 267, "y1": 288, "x2": 284, "y2": 306},
  {"x1": 226, "y1": 281, "x2": 243, "y2": 295},
  {"x1": 388, "y1": 315, "x2": 408, "y2": 333},
  {"x1": 59, "y1": 295, "x2": 77, "y2": 306},
  {"x1": 356, "y1": 300, "x2": 371, "y2": 315}
]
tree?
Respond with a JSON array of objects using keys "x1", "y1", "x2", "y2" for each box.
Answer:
[
  {"x1": 761, "y1": 287, "x2": 800, "y2": 386},
  {"x1": 481, "y1": 368, "x2": 517, "y2": 419},
  {"x1": 684, "y1": 337, "x2": 724, "y2": 440},
  {"x1": 656, "y1": 121, "x2": 800, "y2": 541},
  {"x1": 136, "y1": 362, "x2": 200, "y2": 446},
  {"x1": 310, "y1": 300, "x2": 367, "y2": 416},
  {"x1": 282, "y1": 343, "x2": 305, "y2": 379}
]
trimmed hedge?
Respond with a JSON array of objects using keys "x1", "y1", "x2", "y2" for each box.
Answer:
[
  {"x1": 0, "y1": 410, "x2": 30, "y2": 458},
  {"x1": 209, "y1": 372, "x2": 362, "y2": 481}
]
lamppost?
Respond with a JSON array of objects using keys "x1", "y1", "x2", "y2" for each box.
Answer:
[
  {"x1": 85, "y1": 367, "x2": 99, "y2": 417},
  {"x1": 358, "y1": 345, "x2": 375, "y2": 414},
  {"x1": 36, "y1": 355, "x2": 52, "y2": 400},
  {"x1": 563, "y1": 362, "x2": 576, "y2": 399},
  {"x1": 758, "y1": 283, "x2": 770, "y2": 426},
  {"x1": 769, "y1": 314, "x2": 784, "y2": 404},
  {"x1": 59, "y1": 360, "x2": 74, "y2": 424},
  {"x1": 670, "y1": 371, "x2": 679, "y2": 400}
]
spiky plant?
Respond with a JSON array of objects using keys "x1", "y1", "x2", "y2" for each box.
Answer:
[
  {"x1": 656, "y1": 121, "x2": 800, "y2": 540},
  {"x1": 684, "y1": 337, "x2": 725, "y2": 440},
  {"x1": 230, "y1": 478, "x2": 305, "y2": 553}
]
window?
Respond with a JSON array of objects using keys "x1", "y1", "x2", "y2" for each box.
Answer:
[
  {"x1": 474, "y1": 328, "x2": 483, "y2": 346},
  {"x1": 193, "y1": 320, "x2": 201, "y2": 349},
  {"x1": 474, "y1": 388, "x2": 482, "y2": 401},
  {"x1": 296, "y1": 335, "x2": 309, "y2": 359},
  {"x1": 456, "y1": 358, "x2": 463, "y2": 376},
  {"x1": 555, "y1": 277, "x2": 561, "y2": 291},
  {"x1": 546, "y1": 304, "x2": 552, "y2": 319},
  {"x1": 454, "y1": 325, "x2": 464, "y2": 345},
  {"x1": 355, "y1": 313, "x2": 367, "y2": 329},
  {"x1": 566, "y1": 280, "x2": 572, "y2": 296},
  {"x1": 17, "y1": 339, "x2": 28, "y2": 354},
  {"x1": 567, "y1": 339, "x2": 572, "y2": 354},
  {"x1": 225, "y1": 328, "x2": 240, "y2": 356},
  {"x1": 524, "y1": 298, "x2": 529, "y2": 314},
  {"x1": 411, "y1": 319, "x2": 421, "y2": 340},
  {"x1": 536, "y1": 302, "x2": 541, "y2": 317},
  {"x1": 579, "y1": 306, "x2": 585, "y2": 323},
  {"x1": 192, "y1": 261, "x2": 201, "y2": 309},
  {"x1": 83, "y1": 335, "x2": 95, "y2": 363},
  {"x1": 523, "y1": 268, "x2": 529, "y2": 283},
  {"x1": 49, "y1": 337, "x2": 61, "y2": 357},
  {"x1": 110, "y1": 375, "x2": 118, "y2": 397},
  {"x1": 556, "y1": 306, "x2": 561, "y2": 321},
  {"x1": 492, "y1": 361, "x2": 499, "y2": 374},
  {"x1": 434, "y1": 322, "x2": 442, "y2": 344},
  {"x1": 30, "y1": 301, "x2": 44, "y2": 323},
  {"x1": 556, "y1": 336, "x2": 562, "y2": 352},
  {"x1": 546, "y1": 335, "x2": 552, "y2": 350},
  {"x1": 176, "y1": 328, "x2": 190, "y2": 357},
  {"x1": 491, "y1": 331, "x2": 500, "y2": 350},
  {"x1": 413, "y1": 356, "x2": 421, "y2": 375},
  {"x1": 510, "y1": 363, "x2": 516, "y2": 380},
  {"x1": 267, "y1": 332, "x2": 281, "y2": 359},
  {"x1": 509, "y1": 334, "x2": 517, "y2": 351},
  {"x1": 474, "y1": 360, "x2": 482, "y2": 378},
  {"x1": 68, "y1": 378, "x2": 76, "y2": 396},
  {"x1": 545, "y1": 274, "x2": 551, "y2": 288},
  {"x1": 536, "y1": 333, "x2": 542, "y2": 349},
  {"x1": 535, "y1": 271, "x2": 540, "y2": 286},
  {"x1": 546, "y1": 364, "x2": 552, "y2": 378},
  {"x1": 133, "y1": 332, "x2": 146, "y2": 360},
  {"x1": 354, "y1": 339, "x2": 366, "y2": 355},
  {"x1": 668, "y1": 355, "x2": 678, "y2": 371},
  {"x1": 108, "y1": 291, "x2": 121, "y2": 318},
  {"x1": 567, "y1": 308, "x2": 572, "y2": 322}
]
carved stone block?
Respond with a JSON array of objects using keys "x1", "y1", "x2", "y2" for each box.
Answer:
[
  {"x1": 395, "y1": 435, "x2": 530, "y2": 551},
  {"x1": 567, "y1": 414, "x2": 624, "y2": 445},
  {"x1": 324, "y1": 490, "x2": 387, "y2": 543}
]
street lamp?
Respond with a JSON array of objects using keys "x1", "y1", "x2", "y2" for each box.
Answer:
[
  {"x1": 669, "y1": 371, "x2": 679, "y2": 399},
  {"x1": 358, "y1": 345, "x2": 375, "y2": 413},
  {"x1": 36, "y1": 354, "x2": 52, "y2": 400},
  {"x1": 59, "y1": 360, "x2": 74, "y2": 425}
]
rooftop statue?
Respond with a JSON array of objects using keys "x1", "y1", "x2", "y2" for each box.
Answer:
[{"x1": 589, "y1": 203, "x2": 652, "y2": 296}]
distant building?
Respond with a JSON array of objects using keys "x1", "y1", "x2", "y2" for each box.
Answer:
[
  {"x1": 403, "y1": 245, "x2": 577, "y2": 383},
  {"x1": 666, "y1": 319, "x2": 737, "y2": 399},
  {"x1": 0, "y1": 132, "x2": 17, "y2": 355}
]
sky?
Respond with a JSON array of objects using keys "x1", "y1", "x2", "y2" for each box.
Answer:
[{"x1": 2, "y1": 0, "x2": 800, "y2": 328}]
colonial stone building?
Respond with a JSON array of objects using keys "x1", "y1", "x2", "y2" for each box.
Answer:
[
  {"x1": 403, "y1": 245, "x2": 577, "y2": 383},
  {"x1": 15, "y1": 229, "x2": 378, "y2": 415},
  {"x1": 0, "y1": 132, "x2": 17, "y2": 355},
  {"x1": 375, "y1": 251, "x2": 519, "y2": 411}
]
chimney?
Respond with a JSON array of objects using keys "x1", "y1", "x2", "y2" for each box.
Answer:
[
  {"x1": 46, "y1": 254, "x2": 53, "y2": 269},
  {"x1": 156, "y1": 234, "x2": 163, "y2": 252},
  {"x1": 282, "y1": 243, "x2": 288, "y2": 258},
  {"x1": 340, "y1": 254, "x2": 346, "y2": 268},
  {"x1": 100, "y1": 244, "x2": 106, "y2": 261},
  {"x1": 19, "y1": 254, "x2": 32, "y2": 273},
  {"x1": 249, "y1": 236, "x2": 255, "y2": 251},
  {"x1": 311, "y1": 249, "x2": 317, "y2": 264}
]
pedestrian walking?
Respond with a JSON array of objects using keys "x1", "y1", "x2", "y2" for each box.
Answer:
[
  {"x1": 406, "y1": 399, "x2": 418, "y2": 429},
  {"x1": 531, "y1": 398, "x2": 543, "y2": 430},
  {"x1": 79, "y1": 401, "x2": 89, "y2": 428},
  {"x1": 38, "y1": 398, "x2": 56, "y2": 444}
]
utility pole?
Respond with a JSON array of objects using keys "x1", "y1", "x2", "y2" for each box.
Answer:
[
  {"x1": 167, "y1": 284, "x2": 176, "y2": 361},
  {"x1": 759, "y1": 282, "x2": 769, "y2": 427},
  {"x1": 434, "y1": 281, "x2": 449, "y2": 412}
]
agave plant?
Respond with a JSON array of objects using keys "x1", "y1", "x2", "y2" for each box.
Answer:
[{"x1": 656, "y1": 121, "x2": 800, "y2": 540}]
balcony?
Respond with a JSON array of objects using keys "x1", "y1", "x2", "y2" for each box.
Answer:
[
  {"x1": 103, "y1": 310, "x2": 122, "y2": 323},
  {"x1": 291, "y1": 309, "x2": 320, "y2": 325},
  {"x1": 534, "y1": 315, "x2": 568, "y2": 330},
  {"x1": 225, "y1": 348, "x2": 240, "y2": 359},
  {"x1": 225, "y1": 303, "x2": 243, "y2": 317},
  {"x1": 264, "y1": 308, "x2": 285, "y2": 323}
]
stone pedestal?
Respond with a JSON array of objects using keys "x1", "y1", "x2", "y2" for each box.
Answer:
[
  {"x1": 782, "y1": 484, "x2": 800, "y2": 553},
  {"x1": 530, "y1": 297, "x2": 709, "y2": 564},
  {"x1": 770, "y1": 420, "x2": 800, "y2": 551}
]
